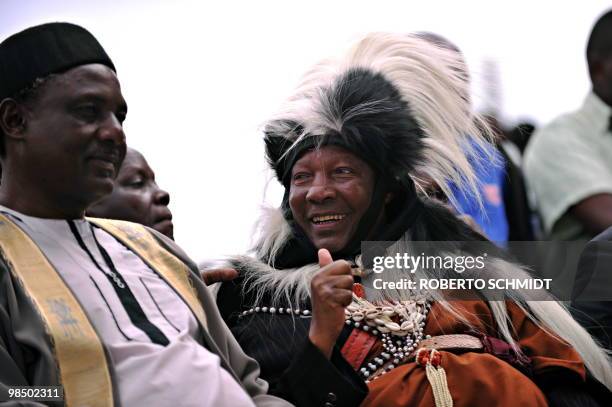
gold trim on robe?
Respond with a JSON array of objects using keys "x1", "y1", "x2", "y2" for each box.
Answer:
[
  {"x1": 0, "y1": 214, "x2": 113, "y2": 407},
  {"x1": 88, "y1": 218, "x2": 208, "y2": 330},
  {"x1": 0, "y1": 215, "x2": 210, "y2": 406}
]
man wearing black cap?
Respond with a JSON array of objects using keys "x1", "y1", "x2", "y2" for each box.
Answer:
[{"x1": 0, "y1": 23, "x2": 292, "y2": 407}]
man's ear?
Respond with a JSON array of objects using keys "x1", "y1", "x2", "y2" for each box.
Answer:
[
  {"x1": 0, "y1": 98, "x2": 27, "y2": 141},
  {"x1": 589, "y1": 55, "x2": 607, "y2": 85}
]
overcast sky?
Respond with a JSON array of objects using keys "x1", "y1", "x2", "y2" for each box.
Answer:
[{"x1": 1, "y1": 0, "x2": 610, "y2": 261}]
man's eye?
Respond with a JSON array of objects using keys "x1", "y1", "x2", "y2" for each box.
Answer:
[
  {"x1": 292, "y1": 173, "x2": 311, "y2": 182},
  {"x1": 74, "y1": 105, "x2": 99, "y2": 121},
  {"x1": 126, "y1": 179, "x2": 144, "y2": 188},
  {"x1": 335, "y1": 167, "x2": 353, "y2": 175}
]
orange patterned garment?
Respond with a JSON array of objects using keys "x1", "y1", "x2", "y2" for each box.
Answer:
[{"x1": 361, "y1": 301, "x2": 585, "y2": 407}]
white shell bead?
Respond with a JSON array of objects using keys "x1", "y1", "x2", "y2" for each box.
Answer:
[
  {"x1": 352, "y1": 312, "x2": 364, "y2": 321},
  {"x1": 385, "y1": 322, "x2": 401, "y2": 331},
  {"x1": 382, "y1": 307, "x2": 394, "y2": 316},
  {"x1": 374, "y1": 318, "x2": 387, "y2": 325},
  {"x1": 400, "y1": 321, "x2": 414, "y2": 330},
  {"x1": 365, "y1": 309, "x2": 379, "y2": 319}
]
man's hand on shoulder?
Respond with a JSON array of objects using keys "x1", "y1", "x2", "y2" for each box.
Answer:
[{"x1": 200, "y1": 268, "x2": 239, "y2": 285}]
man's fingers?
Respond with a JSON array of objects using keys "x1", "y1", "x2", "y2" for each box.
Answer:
[
  {"x1": 318, "y1": 248, "x2": 333, "y2": 267},
  {"x1": 325, "y1": 274, "x2": 354, "y2": 290},
  {"x1": 333, "y1": 288, "x2": 354, "y2": 307},
  {"x1": 313, "y1": 285, "x2": 354, "y2": 307},
  {"x1": 312, "y1": 275, "x2": 354, "y2": 306},
  {"x1": 320, "y1": 259, "x2": 352, "y2": 276},
  {"x1": 201, "y1": 268, "x2": 239, "y2": 285}
]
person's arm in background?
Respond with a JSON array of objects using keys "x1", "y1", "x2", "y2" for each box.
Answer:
[
  {"x1": 570, "y1": 194, "x2": 612, "y2": 236},
  {"x1": 524, "y1": 126, "x2": 612, "y2": 237}
]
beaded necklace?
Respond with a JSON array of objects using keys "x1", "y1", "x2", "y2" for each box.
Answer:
[
  {"x1": 239, "y1": 293, "x2": 430, "y2": 383},
  {"x1": 345, "y1": 294, "x2": 431, "y2": 382},
  {"x1": 238, "y1": 256, "x2": 431, "y2": 382},
  {"x1": 240, "y1": 306, "x2": 311, "y2": 317}
]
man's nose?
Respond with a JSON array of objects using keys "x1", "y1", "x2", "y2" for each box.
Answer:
[
  {"x1": 97, "y1": 114, "x2": 125, "y2": 145},
  {"x1": 306, "y1": 175, "x2": 335, "y2": 203},
  {"x1": 153, "y1": 186, "x2": 170, "y2": 206}
]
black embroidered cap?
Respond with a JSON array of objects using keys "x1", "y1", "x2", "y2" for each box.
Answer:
[{"x1": 0, "y1": 22, "x2": 115, "y2": 100}]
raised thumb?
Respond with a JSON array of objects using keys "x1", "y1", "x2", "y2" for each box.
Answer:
[{"x1": 318, "y1": 248, "x2": 333, "y2": 267}]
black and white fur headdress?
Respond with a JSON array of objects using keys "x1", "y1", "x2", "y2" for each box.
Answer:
[
  {"x1": 254, "y1": 32, "x2": 496, "y2": 268},
  {"x1": 264, "y1": 32, "x2": 494, "y2": 201}
]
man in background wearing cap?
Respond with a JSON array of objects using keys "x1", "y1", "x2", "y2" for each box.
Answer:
[{"x1": 0, "y1": 22, "x2": 293, "y2": 407}]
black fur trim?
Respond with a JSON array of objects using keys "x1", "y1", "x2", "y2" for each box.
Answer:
[{"x1": 264, "y1": 68, "x2": 424, "y2": 185}]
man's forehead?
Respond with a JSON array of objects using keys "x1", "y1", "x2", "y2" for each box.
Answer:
[
  {"x1": 295, "y1": 146, "x2": 361, "y2": 164},
  {"x1": 123, "y1": 149, "x2": 146, "y2": 166},
  {"x1": 120, "y1": 150, "x2": 154, "y2": 177},
  {"x1": 60, "y1": 64, "x2": 122, "y2": 91},
  {"x1": 45, "y1": 64, "x2": 127, "y2": 107}
]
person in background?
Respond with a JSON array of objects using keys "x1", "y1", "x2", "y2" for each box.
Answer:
[
  {"x1": 571, "y1": 228, "x2": 612, "y2": 350},
  {"x1": 525, "y1": 9, "x2": 612, "y2": 240},
  {"x1": 449, "y1": 139, "x2": 509, "y2": 243},
  {"x1": 414, "y1": 32, "x2": 509, "y2": 244},
  {"x1": 88, "y1": 147, "x2": 174, "y2": 239},
  {"x1": 85, "y1": 147, "x2": 238, "y2": 286},
  {"x1": 508, "y1": 122, "x2": 536, "y2": 155}
]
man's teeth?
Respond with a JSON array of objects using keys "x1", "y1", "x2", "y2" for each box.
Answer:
[{"x1": 312, "y1": 214, "x2": 346, "y2": 223}]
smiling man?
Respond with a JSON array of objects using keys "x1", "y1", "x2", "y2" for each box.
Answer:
[
  {"x1": 0, "y1": 22, "x2": 291, "y2": 407},
  {"x1": 288, "y1": 145, "x2": 386, "y2": 253}
]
